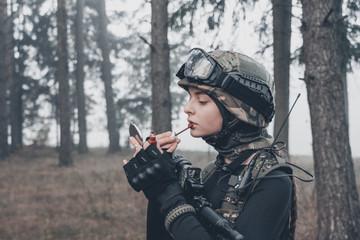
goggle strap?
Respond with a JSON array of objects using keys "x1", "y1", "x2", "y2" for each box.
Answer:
[
  {"x1": 221, "y1": 75, "x2": 274, "y2": 121},
  {"x1": 215, "y1": 71, "x2": 228, "y2": 86},
  {"x1": 233, "y1": 73, "x2": 272, "y2": 102}
]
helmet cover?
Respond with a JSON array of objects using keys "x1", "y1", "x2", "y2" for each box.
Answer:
[{"x1": 178, "y1": 50, "x2": 275, "y2": 128}]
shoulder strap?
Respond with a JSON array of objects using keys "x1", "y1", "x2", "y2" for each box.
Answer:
[
  {"x1": 201, "y1": 150, "x2": 255, "y2": 184},
  {"x1": 201, "y1": 160, "x2": 217, "y2": 183},
  {"x1": 216, "y1": 152, "x2": 293, "y2": 223},
  {"x1": 250, "y1": 152, "x2": 292, "y2": 192}
]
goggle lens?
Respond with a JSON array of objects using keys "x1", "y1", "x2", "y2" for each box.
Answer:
[{"x1": 183, "y1": 48, "x2": 215, "y2": 80}]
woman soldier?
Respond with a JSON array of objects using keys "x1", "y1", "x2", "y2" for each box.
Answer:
[{"x1": 123, "y1": 48, "x2": 296, "y2": 240}]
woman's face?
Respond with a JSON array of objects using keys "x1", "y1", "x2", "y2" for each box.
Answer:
[{"x1": 184, "y1": 87, "x2": 223, "y2": 137}]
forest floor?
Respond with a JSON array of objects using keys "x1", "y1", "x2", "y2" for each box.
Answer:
[{"x1": 0, "y1": 146, "x2": 359, "y2": 240}]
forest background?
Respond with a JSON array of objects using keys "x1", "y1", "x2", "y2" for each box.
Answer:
[{"x1": 0, "y1": 0, "x2": 360, "y2": 239}]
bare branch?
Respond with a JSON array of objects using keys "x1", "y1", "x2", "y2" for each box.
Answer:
[
  {"x1": 137, "y1": 34, "x2": 153, "y2": 50},
  {"x1": 323, "y1": 8, "x2": 334, "y2": 25}
]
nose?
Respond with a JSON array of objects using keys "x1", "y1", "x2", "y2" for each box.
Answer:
[{"x1": 184, "y1": 101, "x2": 194, "y2": 115}]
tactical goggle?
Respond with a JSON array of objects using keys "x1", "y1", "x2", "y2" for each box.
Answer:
[{"x1": 176, "y1": 48, "x2": 274, "y2": 121}]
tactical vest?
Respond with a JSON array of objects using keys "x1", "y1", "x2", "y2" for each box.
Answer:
[{"x1": 201, "y1": 151, "x2": 293, "y2": 223}]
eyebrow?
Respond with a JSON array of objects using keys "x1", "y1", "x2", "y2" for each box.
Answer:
[
  {"x1": 193, "y1": 90, "x2": 207, "y2": 96},
  {"x1": 188, "y1": 89, "x2": 208, "y2": 99}
]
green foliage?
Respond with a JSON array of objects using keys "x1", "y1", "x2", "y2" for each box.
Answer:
[
  {"x1": 347, "y1": 0, "x2": 360, "y2": 18},
  {"x1": 253, "y1": 0, "x2": 360, "y2": 69},
  {"x1": 114, "y1": 32, "x2": 152, "y2": 129},
  {"x1": 348, "y1": 24, "x2": 360, "y2": 62},
  {"x1": 253, "y1": 5, "x2": 272, "y2": 56},
  {"x1": 9, "y1": 1, "x2": 57, "y2": 140},
  {"x1": 169, "y1": 0, "x2": 226, "y2": 34},
  {"x1": 109, "y1": 3, "x2": 191, "y2": 131},
  {"x1": 169, "y1": 0, "x2": 257, "y2": 35},
  {"x1": 343, "y1": 2, "x2": 360, "y2": 65},
  {"x1": 7, "y1": 0, "x2": 267, "y2": 147}
]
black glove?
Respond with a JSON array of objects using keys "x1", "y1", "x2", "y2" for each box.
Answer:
[{"x1": 123, "y1": 144, "x2": 178, "y2": 199}]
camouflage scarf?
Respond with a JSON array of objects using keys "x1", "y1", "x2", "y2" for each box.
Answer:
[{"x1": 202, "y1": 120, "x2": 273, "y2": 162}]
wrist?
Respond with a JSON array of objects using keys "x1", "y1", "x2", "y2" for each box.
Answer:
[
  {"x1": 156, "y1": 182, "x2": 183, "y2": 206},
  {"x1": 158, "y1": 186, "x2": 188, "y2": 217},
  {"x1": 164, "y1": 204, "x2": 195, "y2": 233}
]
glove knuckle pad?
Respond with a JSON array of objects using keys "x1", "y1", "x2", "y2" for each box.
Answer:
[{"x1": 123, "y1": 145, "x2": 179, "y2": 198}]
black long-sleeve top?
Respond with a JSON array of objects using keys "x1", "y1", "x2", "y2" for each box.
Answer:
[{"x1": 146, "y1": 161, "x2": 292, "y2": 240}]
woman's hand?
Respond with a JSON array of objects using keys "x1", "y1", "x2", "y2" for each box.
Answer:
[
  {"x1": 122, "y1": 138, "x2": 182, "y2": 200},
  {"x1": 123, "y1": 131, "x2": 180, "y2": 165},
  {"x1": 155, "y1": 131, "x2": 181, "y2": 153}
]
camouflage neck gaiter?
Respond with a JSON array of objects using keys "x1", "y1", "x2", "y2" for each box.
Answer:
[
  {"x1": 202, "y1": 109, "x2": 273, "y2": 163},
  {"x1": 203, "y1": 126, "x2": 273, "y2": 162}
]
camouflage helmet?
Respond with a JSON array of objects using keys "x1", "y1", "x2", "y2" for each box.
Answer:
[{"x1": 177, "y1": 49, "x2": 275, "y2": 128}]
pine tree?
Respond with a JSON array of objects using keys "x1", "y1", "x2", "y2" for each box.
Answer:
[
  {"x1": 0, "y1": 0, "x2": 9, "y2": 160},
  {"x1": 301, "y1": 0, "x2": 360, "y2": 238},
  {"x1": 151, "y1": 0, "x2": 172, "y2": 133},
  {"x1": 75, "y1": 0, "x2": 88, "y2": 153},
  {"x1": 272, "y1": 0, "x2": 292, "y2": 147},
  {"x1": 96, "y1": 0, "x2": 120, "y2": 152},
  {"x1": 57, "y1": 0, "x2": 73, "y2": 166}
]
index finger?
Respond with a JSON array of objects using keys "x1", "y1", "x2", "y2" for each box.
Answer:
[
  {"x1": 155, "y1": 131, "x2": 173, "y2": 140},
  {"x1": 130, "y1": 136, "x2": 143, "y2": 156}
]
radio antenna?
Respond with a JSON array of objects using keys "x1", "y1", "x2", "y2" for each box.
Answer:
[
  {"x1": 272, "y1": 93, "x2": 301, "y2": 146},
  {"x1": 243, "y1": 93, "x2": 302, "y2": 194}
]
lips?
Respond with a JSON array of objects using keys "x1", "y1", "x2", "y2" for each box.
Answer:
[{"x1": 187, "y1": 119, "x2": 196, "y2": 127}]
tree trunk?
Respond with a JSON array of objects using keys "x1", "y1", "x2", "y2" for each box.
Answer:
[
  {"x1": 301, "y1": 0, "x2": 360, "y2": 239},
  {"x1": 151, "y1": 0, "x2": 172, "y2": 133},
  {"x1": 272, "y1": 0, "x2": 291, "y2": 148},
  {"x1": 57, "y1": 0, "x2": 73, "y2": 166},
  {"x1": 97, "y1": 0, "x2": 120, "y2": 153},
  {"x1": 0, "y1": 0, "x2": 9, "y2": 160},
  {"x1": 9, "y1": 66, "x2": 22, "y2": 152},
  {"x1": 9, "y1": 0, "x2": 22, "y2": 152},
  {"x1": 75, "y1": 0, "x2": 88, "y2": 153},
  {"x1": 336, "y1": 4, "x2": 349, "y2": 124}
]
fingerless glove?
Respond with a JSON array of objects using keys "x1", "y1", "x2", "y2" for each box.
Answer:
[{"x1": 123, "y1": 144, "x2": 178, "y2": 199}]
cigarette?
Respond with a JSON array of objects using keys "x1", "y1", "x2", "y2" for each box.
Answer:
[{"x1": 175, "y1": 123, "x2": 193, "y2": 136}]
